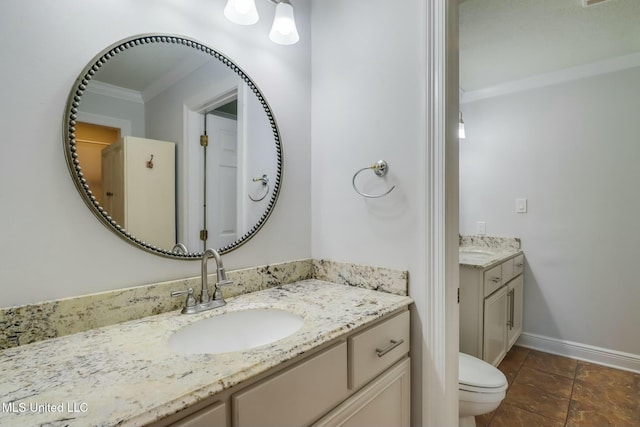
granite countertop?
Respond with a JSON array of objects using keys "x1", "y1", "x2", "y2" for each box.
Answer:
[
  {"x1": 459, "y1": 247, "x2": 523, "y2": 269},
  {"x1": 458, "y1": 235, "x2": 523, "y2": 269},
  {"x1": 0, "y1": 279, "x2": 413, "y2": 427}
]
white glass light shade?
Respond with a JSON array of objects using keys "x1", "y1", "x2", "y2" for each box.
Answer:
[
  {"x1": 224, "y1": 0, "x2": 259, "y2": 25},
  {"x1": 458, "y1": 112, "x2": 466, "y2": 139},
  {"x1": 269, "y1": 0, "x2": 299, "y2": 45}
]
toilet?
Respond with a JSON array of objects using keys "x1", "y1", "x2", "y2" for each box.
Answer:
[{"x1": 458, "y1": 352, "x2": 508, "y2": 427}]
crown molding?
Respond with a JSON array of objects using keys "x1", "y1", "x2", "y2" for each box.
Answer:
[
  {"x1": 462, "y1": 52, "x2": 640, "y2": 104},
  {"x1": 85, "y1": 80, "x2": 144, "y2": 104}
]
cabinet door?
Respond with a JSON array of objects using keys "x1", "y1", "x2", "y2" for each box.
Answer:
[
  {"x1": 483, "y1": 286, "x2": 508, "y2": 366},
  {"x1": 459, "y1": 267, "x2": 484, "y2": 359},
  {"x1": 312, "y1": 358, "x2": 410, "y2": 427},
  {"x1": 507, "y1": 275, "x2": 524, "y2": 350},
  {"x1": 169, "y1": 401, "x2": 227, "y2": 427},
  {"x1": 101, "y1": 141, "x2": 125, "y2": 226}
]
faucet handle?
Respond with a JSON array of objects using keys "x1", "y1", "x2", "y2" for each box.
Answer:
[
  {"x1": 171, "y1": 288, "x2": 196, "y2": 308},
  {"x1": 213, "y1": 280, "x2": 233, "y2": 301}
]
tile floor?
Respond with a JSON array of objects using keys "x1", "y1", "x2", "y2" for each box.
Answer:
[{"x1": 476, "y1": 346, "x2": 640, "y2": 427}]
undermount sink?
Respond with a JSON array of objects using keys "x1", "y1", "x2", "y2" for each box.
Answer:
[
  {"x1": 459, "y1": 249, "x2": 496, "y2": 255},
  {"x1": 168, "y1": 308, "x2": 304, "y2": 355},
  {"x1": 459, "y1": 248, "x2": 498, "y2": 263}
]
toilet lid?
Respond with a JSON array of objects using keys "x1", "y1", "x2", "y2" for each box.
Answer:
[{"x1": 459, "y1": 353, "x2": 507, "y2": 391}]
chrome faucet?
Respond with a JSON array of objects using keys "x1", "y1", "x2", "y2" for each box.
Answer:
[
  {"x1": 201, "y1": 248, "x2": 233, "y2": 302},
  {"x1": 171, "y1": 248, "x2": 233, "y2": 314}
]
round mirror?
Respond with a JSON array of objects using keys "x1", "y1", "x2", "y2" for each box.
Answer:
[{"x1": 64, "y1": 35, "x2": 282, "y2": 259}]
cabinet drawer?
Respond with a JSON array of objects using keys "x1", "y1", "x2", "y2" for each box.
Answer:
[
  {"x1": 483, "y1": 264, "x2": 502, "y2": 297},
  {"x1": 513, "y1": 254, "x2": 524, "y2": 276},
  {"x1": 501, "y1": 258, "x2": 514, "y2": 283},
  {"x1": 348, "y1": 310, "x2": 410, "y2": 390},
  {"x1": 170, "y1": 401, "x2": 226, "y2": 427},
  {"x1": 233, "y1": 342, "x2": 348, "y2": 427}
]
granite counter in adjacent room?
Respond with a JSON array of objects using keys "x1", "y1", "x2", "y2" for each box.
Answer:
[{"x1": 459, "y1": 235, "x2": 523, "y2": 269}]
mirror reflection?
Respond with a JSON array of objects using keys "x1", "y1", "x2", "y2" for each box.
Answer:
[{"x1": 65, "y1": 35, "x2": 282, "y2": 258}]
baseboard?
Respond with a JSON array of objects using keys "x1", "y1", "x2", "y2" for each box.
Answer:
[{"x1": 516, "y1": 333, "x2": 640, "y2": 374}]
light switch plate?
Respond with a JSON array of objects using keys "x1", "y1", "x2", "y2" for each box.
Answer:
[
  {"x1": 476, "y1": 221, "x2": 486, "y2": 235},
  {"x1": 516, "y1": 198, "x2": 527, "y2": 213}
]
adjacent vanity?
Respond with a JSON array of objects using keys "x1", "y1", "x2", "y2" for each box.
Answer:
[
  {"x1": 459, "y1": 236, "x2": 524, "y2": 367},
  {"x1": 0, "y1": 262, "x2": 412, "y2": 427}
]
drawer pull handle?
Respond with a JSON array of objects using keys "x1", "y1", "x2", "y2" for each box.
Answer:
[
  {"x1": 491, "y1": 277, "x2": 501, "y2": 283},
  {"x1": 515, "y1": 263, "x2": 523, "y2": 267},
  {"x1": 375, "y1": 339, "x2": 404, "y2": 357},
  {"x1": 507, "y1": 289, "x2": 515, "y2": 329}
]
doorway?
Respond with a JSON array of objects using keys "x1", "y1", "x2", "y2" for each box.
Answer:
[
  {"x1": 75, "y1": 122, "x2": 121, "y2": 206},
  {"x1": 200, "y1": 101, "x2": 240, "y2": 251}
]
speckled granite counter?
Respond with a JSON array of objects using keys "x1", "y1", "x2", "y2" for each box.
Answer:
[
  {"x1": 0, "y1": 279, "x2": 412, "y2": 427},
  {"x1": 1, "y1": 258, "x2": 408, "y2": 350},
  {"x1": 459, "y1": 235, "x2": 522, "y2": 269}
]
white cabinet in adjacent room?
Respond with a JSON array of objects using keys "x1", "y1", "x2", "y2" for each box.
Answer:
[
  {"x1": 460, "y1": 253, "x2": 524, "y2": 366},
  {"x1": 483, "y1": 285, "x2": 508, "y2": 367}
]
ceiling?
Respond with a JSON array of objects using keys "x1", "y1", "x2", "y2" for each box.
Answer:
[
  {"x1": 459, "y1": 0, "x2": 640, "y2": 92},
  {"x1": 87, "y1": 41, "x2": 232, "y2": 103},
  {"x1": 93, "y1": 44, "x2": 193, "y2": 92}
]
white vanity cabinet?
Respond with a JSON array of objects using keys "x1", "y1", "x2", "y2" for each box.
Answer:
[
  {"x1": 156, "y1": 309, "x2": 410, "y2": 427},
  {"x1": 460, "y1": 254, "x2": 524, "y2": 366}
]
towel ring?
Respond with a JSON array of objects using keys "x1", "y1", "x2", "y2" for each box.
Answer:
[
  {"x1": 352, "y1": 160, "x2": 396, "y2": 198},
  {"x1": 249, "y1": 174, "x2": 270, "y2": 202},
  {"x1": 171, "y1": 243, "x2": 188, "y2": 254}
]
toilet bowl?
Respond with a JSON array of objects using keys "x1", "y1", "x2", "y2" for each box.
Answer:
[{"x1": 458, "y1": 352, "x2": 508, "y2": 427}]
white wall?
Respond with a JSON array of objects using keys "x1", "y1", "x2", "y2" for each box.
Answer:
[
  {"x1": 80, "y1": 91, "x2": 146, "y2": 137},
  {"x1": 311, "y1": 0, "x2": 459, "y2": 425},
  {"x1": 311, "y1": 1, "x2": 425, "y2": 269},
  {"x1": 460, "y1": 67, "x2": 640, "y2": 357},
  {"x1": 0, "y1": 0, "x2": 311, "y2": 307},
  {"x1": 241, "y1": 88, "x2": 279, "y2": 232}
]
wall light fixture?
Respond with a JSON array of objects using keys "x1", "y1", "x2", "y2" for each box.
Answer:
[
  {"x1": 224, "y1": 0, "x2": 300, "y2": 45},
  {"x1": 458, "y1": 111, "x2": 466, "y2": 139}
]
